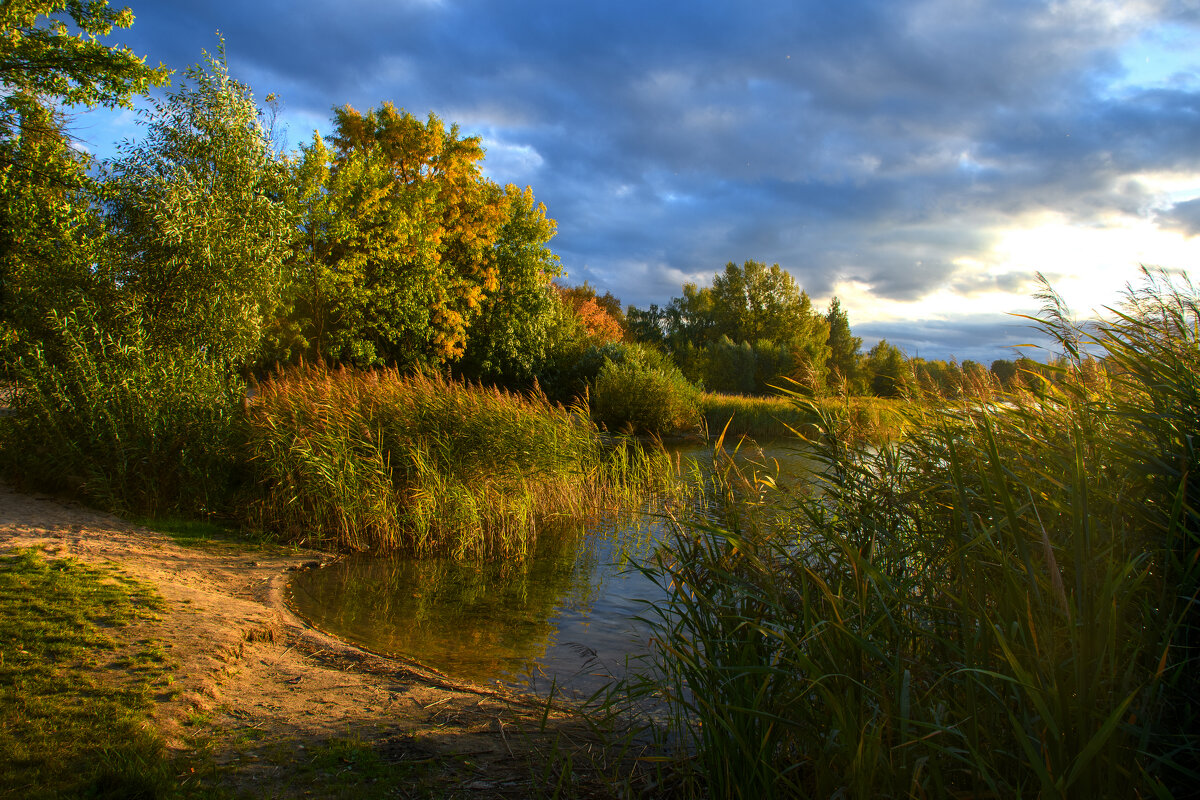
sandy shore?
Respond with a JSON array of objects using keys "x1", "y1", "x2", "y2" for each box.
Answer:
[{"x1": 0, "y1": 482, "x2": 599, "y2": 796}]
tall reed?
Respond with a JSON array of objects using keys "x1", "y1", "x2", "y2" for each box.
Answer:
[
  {"x1": 629, "y1": 271, "x2": 1198, "y2": 797},
  {"x1": 0, "y1": 306, "x2": 244, "y2": 516},
  {"x1": 242, "y1": 365, "x2": 678, "y2": 558}
]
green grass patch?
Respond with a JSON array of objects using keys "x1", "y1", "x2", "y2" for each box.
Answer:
[
  {"x1": 699, "y1": 391, "x2": 907, "y2": 442},
  {"x1": 0, "y1": 547, "x2": 185, "y2": 799}
]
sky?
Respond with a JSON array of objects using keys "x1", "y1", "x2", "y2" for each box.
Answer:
[{"x1": 71, "y1": 0, "x2": 1200, "y2": 363}]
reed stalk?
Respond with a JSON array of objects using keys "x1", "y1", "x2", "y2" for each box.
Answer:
[
  {"x1": 626, "y1": 270, "x2": 1198, "y2": 797},
  {"x1": 241, "y1": 365, "x2": 679, "y2": 558}
]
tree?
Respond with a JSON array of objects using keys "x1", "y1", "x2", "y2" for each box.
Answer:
[
  {"x1": 0, "y1": 1, "x2": 165, "y2": 359},
  {"x1": 825, "y1": 296, "x2": 862, "y2": 392},
  {"x1": 864, "y1": 339, "x2": 907, "y2": 397},
  {"x1": 556, "y1": 282, "x2": 624, "y2": 344},
  {"x1": 708, "y1": 260, "x2": 830, "y2": 389},
  {"x1": 0, "y1": 0, "x2": 167, "y2": 139},
  {"x1": 990, "y1": 358, "x2": 1018, "y2": 388},
  {"x1": 625, "y1": 303, "x2": 666, "y2": 348},
  {"x1": 458, "y1": 185, "x2": 563, "y2": 384},
  {"x1": 292, "y1": 104, "x2": 510, "y2": 367},
  {"x1": 0, "y1": 102, "x2": 116, "y2": 370},
  {"x1": 103, "y1": 46, "x2": 293, "y2": 365}
]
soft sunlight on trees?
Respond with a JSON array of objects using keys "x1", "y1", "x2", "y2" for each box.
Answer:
[
  {"x1": 0, "y1": 100, "x2": 107, "y2": 357},
  {"x1": 0, "y1": 0, "x2": 167, "y2": 138},
  {"x1": 825, "y1": 296, "x2": 862, "y2": 392},
  {"x1": 0, "y1": 0, "x2": 165, "y2": 364},
  {"x1": 292, "y1": 104, "x2": 510, "y2": 367},
  {"x1": 650, "y1": 260, "x2": 831, "y2": 393},
  {"x1": 104, "y1": 47, "x2": 292, "y2": 365},
  {"x1": 459, "y1": 185, "x2": 563, "y2": 383},
  {"x1": 864, "y1": 339, "x2": 906, "y2": 397}
]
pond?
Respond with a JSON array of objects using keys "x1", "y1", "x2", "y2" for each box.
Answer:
[{"x1": 287, "y1": 441, "x2": 815, "y2": 698}]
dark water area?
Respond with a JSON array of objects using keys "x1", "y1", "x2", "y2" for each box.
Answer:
[{"x1": 287, "y1": 442, "x2": 815, "y2": 698}]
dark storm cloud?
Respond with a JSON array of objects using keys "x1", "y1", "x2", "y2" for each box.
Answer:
[
  {"x1": 1159, "y1": 197, "x2": 1200, "y2": 236},
  {"x1": 99, "y1": 0, "x2": 1200, "y2": 360}
]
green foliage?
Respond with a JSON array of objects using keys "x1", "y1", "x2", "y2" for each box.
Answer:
[
  {"x1": 0, "y1": 0, "x2": 164, "y2": 366},
  {"x1": 625, "y1": 271, "x2": 1199, "y2": 797},
  {"x1": 590, "y1": 344, "x2": 702, "y2": 435},
  {"x1": 624, "y1": 302, "x2": 667, "y2": 347},
  {"x1": 0, "y1": 0, "x2": 168, "y2": 137},
  {"x1": 457, "y1": 185, "x2": 563, "y2": 384},
  {"x1": 659, "y1": 261, "x2": 831, "y2": 393},
  {"x1": 824, "y1": 296, "x2": 862, "y2": 391},
  {"x1": 103, "y1": 44, "x2": 293, "y2": 366},
  {"x1": 242, "y1": 365, "x2": 676, "y2": 558},
  {"x1": 291, "y1": 104, "x2": 510, "y2": 368},
  {"x1": 0, "y1": 101, "x2": 111, "y2": 364},
  {"x1": 0, "y1": 306, "x2": 246, "y2": 516},
  {"x1": 863, "y1": 337, "x2": 907, "y2": 396}
]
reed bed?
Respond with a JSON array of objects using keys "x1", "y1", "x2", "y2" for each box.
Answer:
[
  {"x1": 242, "y1": 365, "x2": 677, "y2": 558},
  {"x1": 0, "y1": 308, "x2": 245, "y2": 516},
  {"x1": 621, "y1": 272, "x2": 1198, "y2": 798},
  {"x1": 698, "y1": 391, "x2": 908, "y2": 443}
]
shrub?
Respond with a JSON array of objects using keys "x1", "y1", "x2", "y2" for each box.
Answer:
[
  {"x1": 0, "y1": 307, "x2": 245, "y2": 516},
  {"x1": 589, "y1": 344, "x2": 701, "y2": 435}
]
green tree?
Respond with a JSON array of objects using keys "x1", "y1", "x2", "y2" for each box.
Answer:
[
  {"x1": 103, "y1": 46, "x2": 293, "y2": 366},
  {"x1": 0, "y1": 0, "x2": 167, "y2": 138},
  {"x1": 0, "y1": 0, "x2": 165, "y2": 359},
  {"x1": 625, "y1": 303, "x2": 666, "y2": 348},
  {"x1": 0, "y1": 100, "x2": 109, "y2": 358},
  {"x1": 292, "y1": 104, "x2": 510, "y2": 367},
  {"x1": 825, "y1": 296, "x2": 862, "y2": 392},
  {"x1": 458, "y1": 185, "x2": 563, "y2": 384},
  {"x1": 864, "y1": 339, "x2": 907, "y2": 397},
  {"x1": 990, "y1": 358, "x2": 1018, "y2": 388},
  {"x1": 709, "y1": 260, "x2": 830, "y2": 389},
  {"x1": 664, "y1": 282, "x2": 718, "y2": 349}
]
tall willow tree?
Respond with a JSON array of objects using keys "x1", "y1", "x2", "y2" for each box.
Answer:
[
  {"x1": 104, "y1": 46, "x2": 293, "y2": 366},
  {"x1": 292, "y1": 104, "x2": 511, "y2": 367}
]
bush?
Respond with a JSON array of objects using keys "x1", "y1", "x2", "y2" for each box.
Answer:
[
  {"x1": 589, "y1": 344, "x2": 701, "y2": 435},
  {"x1": 0, "y1": 307, "x2": 245, "y2": 516}
]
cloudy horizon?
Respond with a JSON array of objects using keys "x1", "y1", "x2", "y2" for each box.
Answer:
[{"x1": 72, "y1": 0, "x2": 1200, "y2": 364}]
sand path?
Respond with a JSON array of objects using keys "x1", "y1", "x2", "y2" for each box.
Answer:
[{"x1": 0, "y1": 482, "x2": 600, "y2": 796}]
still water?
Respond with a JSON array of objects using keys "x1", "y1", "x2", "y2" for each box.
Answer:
[{"x1": 287, "y1": 442, "x2": 813, "y2": 697}]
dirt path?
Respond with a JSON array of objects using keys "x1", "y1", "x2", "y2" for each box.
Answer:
[{"x1": 0, "y1": 482, "x2": 607, "y2": 797}]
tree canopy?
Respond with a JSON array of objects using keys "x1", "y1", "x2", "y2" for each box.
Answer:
[
  {"x1": 103, "y1": 47, "x2": 293, "y2": 365},
  {"x1": 0, "y1": 0, "x2": 167, "y2": 138},
  {"x1": 291, "y1": 103, "x2": 511, "y2": 367}
]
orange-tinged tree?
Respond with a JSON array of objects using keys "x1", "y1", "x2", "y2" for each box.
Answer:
[{"x1": 292, "y1": 104, "x2": 511, "y2": 367}]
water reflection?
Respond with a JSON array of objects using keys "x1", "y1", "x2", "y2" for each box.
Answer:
[
  {"x1": 289, "y1": 513, "x2": 668, "y2": 697},
  {"x1": 288, "y1": 441, "x2": 814, "y2": 697}
]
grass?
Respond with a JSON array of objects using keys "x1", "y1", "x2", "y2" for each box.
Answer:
[
  {"x1": 698, "y1": 390, "x2": 908, "y2": 443},
  {"x1": 609, "y1": 271, "x2": 1200, "y2": 798},
  {"x1": 0, "y1": 307, "x2": 245, "y2": 518},
  {"x1": 241, "y1": 365, "x2": 680, "y2": 558},
  {"x1": 0, "y1": 547, "x2": 186, "y2": 799}
]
